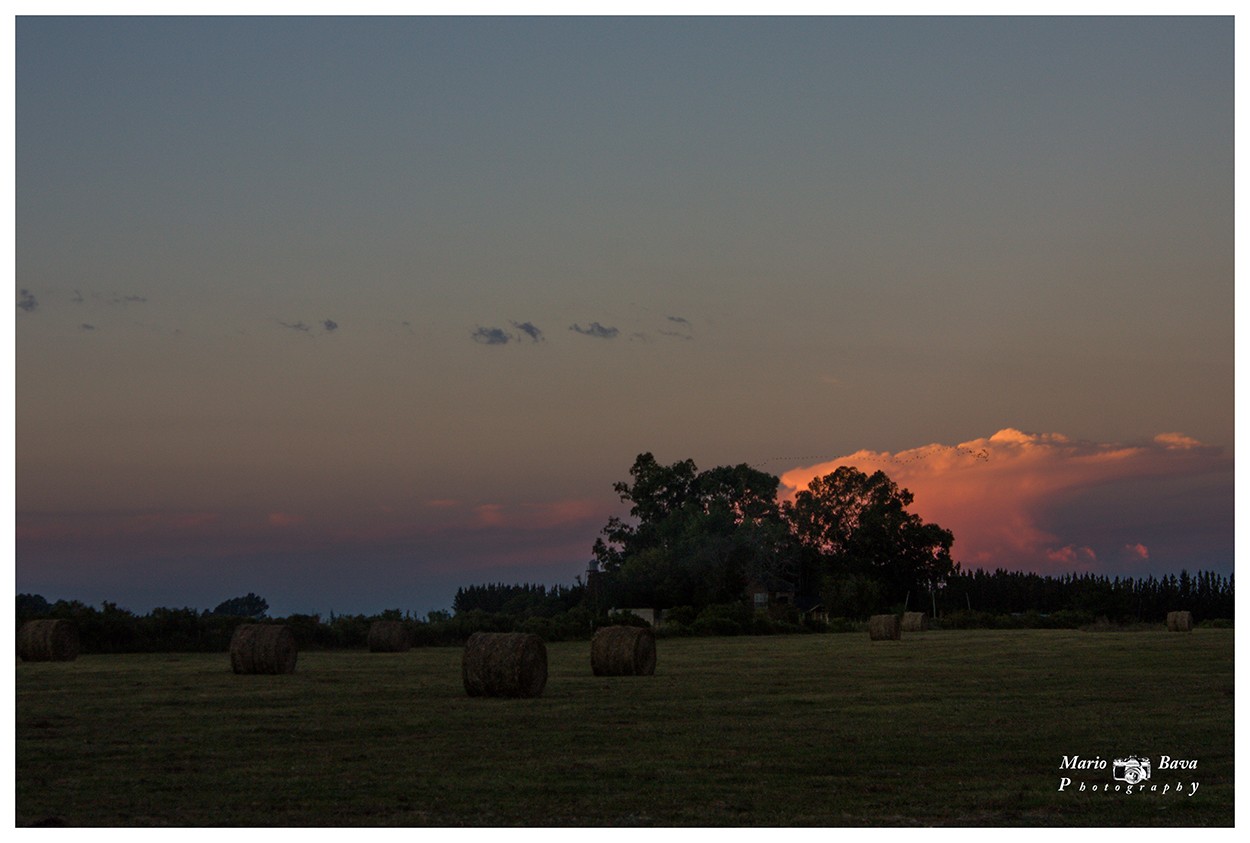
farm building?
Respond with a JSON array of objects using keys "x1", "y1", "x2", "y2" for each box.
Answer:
[{"x1": 745, "y1": 576, "x2": 796, "y2": 610}]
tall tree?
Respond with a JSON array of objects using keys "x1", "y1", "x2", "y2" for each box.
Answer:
[
  {"x1": 783, "y1": 466, "x2": 955, "y2": 612},
  {"x1": 592, "y1": 454, "x2": 796, "y2": 609}
]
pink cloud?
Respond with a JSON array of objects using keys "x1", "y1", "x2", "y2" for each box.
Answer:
[
  {"x1": 1124, "y1": 543, "x2": 1150, "y2": 560},
  {"x1": 472, "y1": 503, "x2": 507, "y2": 528},
  {"x1": 1045, "y1": 545, "x2": 1097, "y2": 567},
  {"x1": 779, "y1": 428, "x2": 1228, "y2": 574}
]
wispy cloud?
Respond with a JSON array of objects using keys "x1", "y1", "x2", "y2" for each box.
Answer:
[
  {"x1": 276, "y1": 317, "x2": 339, "y2": 335},
  {"x1": 779, "y1": 428, "x2": 1231, "y2": 574},
  {"x1": 511, "y1": 321, "x2": 544, "y2": 342},
  {"x1": 570, "y1": 321, "x2": 619, "y2": 339},
  {"x1": 472, "y1": 326, "x2": 512, "y2": 345},
  {"x1": 473, "y1": 321, "x2": 545, "y2": 345},
  {"x1": 659, "y1": 315, "x2": 694, "y2": 340}
]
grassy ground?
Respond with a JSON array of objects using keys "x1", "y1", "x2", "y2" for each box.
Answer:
[{"x1": 15, "y1": 628, "x2": 1233, "y2": 826}]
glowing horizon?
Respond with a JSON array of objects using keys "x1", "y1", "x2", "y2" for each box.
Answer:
[
  {"x1": 779, "y1": 428, "x2": 1232, "y2": 577},
  {"x1": 14, "y1": 17, "x2": 1231, "y2": 615}
]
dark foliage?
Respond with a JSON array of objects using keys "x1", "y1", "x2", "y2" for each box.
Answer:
[
  {"x1": 452, "y1": 582, "x2": 584, "y2": 617},
  {"x1": 591, "y1": 453, "x2": 797, "y2": 610},
  {"x1": 939, "y1": 568, "x2": 1234, "y2": 624},
  {"x1": 210, "y1": 593, "x2": 269, "y2": 619}
]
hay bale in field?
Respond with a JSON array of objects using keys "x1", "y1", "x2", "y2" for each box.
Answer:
[
  {"x1": 229, "y1": 624, "x2": 297, "y2": 674},
  {"x1": 590, "y1": 625, "x2": 657, "y2": 676},
  {"x1": 867, "y1": 614, "x2": 901, "y2": 641},
  {"x1": 462, "y1": 632, "x2": 547, "y2": 698},
  {"x1": 1166, "y1": 611, "x2": 1193, "y2": 632},
  {"x1": 17, "y1": 620, "x2": 79, "y2": 662},
  {"x1": 901, "y1": 612, "x2": 929, "y2": 632},
  {"x1": 368, "y1": 620, "x2": 410, "y2": 653}
]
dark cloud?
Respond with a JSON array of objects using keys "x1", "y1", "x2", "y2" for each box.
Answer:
[
  {"x1": 570, "y1": 321, "x2": 619, "y2": 339},
  {"x1": 323, "y1": 319, "x2": 339, "y2": 332},
  {"x1": 80, "y1": 323, "x2": 96, "y2": 331},
  {"x1": 472, "y1": 326, "x2": 512, "y2": 345},
  {"x1": 112, "y1": 294, "x2": 147, "y2": 305},
  {"x1": 660, "y1": 315, "x2": 694, "y2": 340},
  {"x1": 17, "y1": 289, "x2": 37, "y2": 312},
  {"x1": 511, "y1": 321, "x2": 544, "y2": 342},
  {"x1": 277, "y1": 319, "x2": 312, "y2": 333}
]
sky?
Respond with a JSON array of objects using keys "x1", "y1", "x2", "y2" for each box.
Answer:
[{"x1": 12, "y1": 15, "x2": 1234, "y2": 618}]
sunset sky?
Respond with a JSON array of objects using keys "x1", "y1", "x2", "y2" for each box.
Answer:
[{"x1": 14, "y1": 15, "x2": 1234, "y2": 617}]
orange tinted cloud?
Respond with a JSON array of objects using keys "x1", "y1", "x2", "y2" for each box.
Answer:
[{"x1": 779, "y1": 428, "x2": 1229, "y2": 573}]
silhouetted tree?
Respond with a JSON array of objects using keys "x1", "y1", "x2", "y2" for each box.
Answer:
[
  {"x1": 210, "y1": 593, "x2": 269, "y2": 619},
  {"x1": 591, "y1": 453, "x2": 798, "y2": 610},
  {"x1": 783, "y1": 466, "x2": 956, "y2": 614}
]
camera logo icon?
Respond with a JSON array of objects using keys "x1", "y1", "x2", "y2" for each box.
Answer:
[{"x1": 1112, "y1": 756, "x2": 1152, "y2": 784}]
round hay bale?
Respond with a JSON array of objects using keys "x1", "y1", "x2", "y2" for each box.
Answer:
[
  {"x1": 1166, "y1": 610, "x2": 1193, "y2": 632},
  {"x1": 901, "y1": 612, "x2": 929, "y2": 632},
  {"x1": 462, "y1": 632, "x2": 547, "y2": 698},
  {"x1": 590, "y1": 624, "x2": 657, "y2": 676},
  {"x1": 867, "y1": 614, "x2": 901, "y2": 641},
  {"x1": 367, "y1": 620, "x2": 410, "y2": 653},
  {"x1": 17, "y1": 620, "x2": 79, "y2": 662},
  {"x1": 229, "y1": 624, "x2": 297, "y2": 674}
]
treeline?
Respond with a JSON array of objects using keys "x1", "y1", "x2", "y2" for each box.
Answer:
[
  {"x1": 938, "y1": 568, "x2": 1233, "y2": 626},
  {"x1": 14, "y1": 565, "x2": 1235, "y2": 655},
  {"x1": 452, "y1": 582, "x2": 584, "y2": 616},
  {"x1": 12, "y1": 591, "x2": 609, "y2": 656}
]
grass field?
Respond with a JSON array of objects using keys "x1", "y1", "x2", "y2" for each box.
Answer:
[{"x1": 15, "y1": 628, "x2": 1234, "y2": 826}]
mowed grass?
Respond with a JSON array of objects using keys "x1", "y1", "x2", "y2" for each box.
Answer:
[{"x1": 16, "y1": 629, "x2": 1233, "y2": 826}]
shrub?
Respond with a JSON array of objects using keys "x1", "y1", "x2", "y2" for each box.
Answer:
[
  {"x1": 518, "y1": 616, "x2": 557, "y2": 641},
  {"x1": 823, "y1": 617, "x2": 857, "y2": 634},
  {"x1": 597, "y1": 610, "x2": 651, "y2": 630},
  {"x1": 750, "y1": 611, "x2": 778, "y2": 635},
  {"x1": 691, "y1": 602, "x2": 752, "y2": 636},
  {"x1": 553, "y1": 607, "x2": 594, "y2": 640},
  {"x1": 655, "y1": 620, "x2": 691, "y2": 638},
  {"x1": 1043, "y1": 610, "x2": 1095, "y2": 629},
  {"x1": 663, "y1": 605, "x2": 697, "y2": 627}
]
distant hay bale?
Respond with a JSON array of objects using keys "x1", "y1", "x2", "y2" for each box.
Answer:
[
  {"x1": 1166, "y1": 611, "x2": 1193, "y2": 632},
  {"x1": 17, "y1": 620, "x2": 79, "y2": 662},
  {"x1": 368, "y1": 620, "x2": 410, "y2": 653},
  {"x1": 901, "y1": 612, "x2": 929, "y2": 632},
  {"x1": 229, "y1": 624, "x2": 297, "y2": 674},
  {"x1": 868, "y1": 614, "x2": 901, "y2": 641},
  {"x1": 591, "y1": 625, "x2": 657, "y2": 676},
  {"x1": 462, "y1": 632, "x2": 547, "y2": 698}
]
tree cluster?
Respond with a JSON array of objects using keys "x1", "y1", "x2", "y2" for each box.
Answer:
[
  {"x1": 452, "y1": 582, "x2": 584, "y2": 617},
  {"x1": 590, "y1": 453, "x2": 956, "y2": 617},
  {"x1": 13, "y1": 593, "x2": 600, "y2": 655},
  {"x1": 939, "y1": 568, "x2": 1233, "y2": 625}
]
